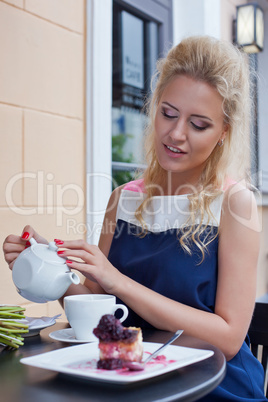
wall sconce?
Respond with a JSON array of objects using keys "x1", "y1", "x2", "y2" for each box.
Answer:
[{"x1": 235, "y1": 2, "x2": 264, "y2": 53}]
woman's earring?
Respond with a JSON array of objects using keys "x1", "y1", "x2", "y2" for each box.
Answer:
[{"x1": 218, "y1": 139, "x2": 224, "y2": 147}]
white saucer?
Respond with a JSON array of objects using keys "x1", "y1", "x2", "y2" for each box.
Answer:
[
  {"x1": 22, "y1": 317, "x2": 57, "y2": 337},
  {"x1": 49, "y1": 328, "x2": 96, "y2": 344},
  {"x1": 0, "y1": 307, "x2": 59, "y2": 337}
]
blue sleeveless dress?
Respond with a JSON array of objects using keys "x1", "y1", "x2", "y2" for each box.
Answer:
[{"x1": 108, "y1": 180, "x2": 266, "y2": 401}]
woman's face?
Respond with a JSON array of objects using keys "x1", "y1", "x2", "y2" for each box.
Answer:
[{"x1": 154, "y1": 75, "x2": 228, "y2": 189}]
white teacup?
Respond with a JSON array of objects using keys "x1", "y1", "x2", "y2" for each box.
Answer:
[{"x1": 64, "y1": 294, "x2": 128, "y2": 341}]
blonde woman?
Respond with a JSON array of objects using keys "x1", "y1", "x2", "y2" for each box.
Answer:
[{"x1": 3, "y1": 36, "x2": 266, "y2": 400}]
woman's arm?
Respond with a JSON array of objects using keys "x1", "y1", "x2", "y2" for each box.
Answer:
[
  {"x1": 59, "y1": 184, "x2": 260, "y2": 360},
  {"x1": 71, "y1": 185, "x2": 124, "y2": 296},
  {"x1": 58, "y1": 185, "x2": 124, "y2": 305},
  {"x1": 84, "y1": 186, "x2": 123, "y2": 293}
]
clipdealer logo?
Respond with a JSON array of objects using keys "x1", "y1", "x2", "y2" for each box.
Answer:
[{"x1": 5, "y1": 171, "x2": 262, "y2": 233}]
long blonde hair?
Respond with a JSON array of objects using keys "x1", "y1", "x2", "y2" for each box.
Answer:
[{"x1": 135, "y1": 36, "x2": 253, "y2": 259}]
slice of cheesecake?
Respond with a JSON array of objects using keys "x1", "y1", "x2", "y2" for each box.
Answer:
[{"x1": 93, "y1": 314, "x2": 143, "y2": 370}]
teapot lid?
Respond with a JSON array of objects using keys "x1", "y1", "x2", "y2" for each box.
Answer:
[{"x1": 30, "y1": 239, "x2": 66, "y2": 264}]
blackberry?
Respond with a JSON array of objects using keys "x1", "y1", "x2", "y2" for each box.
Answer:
[
  {"x1": 97, "y1": 358, "x2": 123, "y2": 370},
  {"x1": 93, "y1": 314, "x2": 125, "y2": 341}
]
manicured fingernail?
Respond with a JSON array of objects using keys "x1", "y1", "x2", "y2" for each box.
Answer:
[
  {"x1": 66, "y1": 260, "x2": 72, "y2": 264},
  {"x1": 54, "y1": 239, "x2": 64, "y2": 245},
  {"x1": 57, "y1": 250, "x2": 65, "y2": 255},
  {"x1": 22, "y1": 232, "x2": 29, "y2": 239}
]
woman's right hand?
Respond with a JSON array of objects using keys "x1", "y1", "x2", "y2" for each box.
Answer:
[{"x1": 2, "y1": 225, "x2": 48, "y2": 270}]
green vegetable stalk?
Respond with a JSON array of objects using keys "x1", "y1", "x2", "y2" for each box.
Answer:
[{"x1": 0, "y1": 306, "x2": 29, "y2": 349}]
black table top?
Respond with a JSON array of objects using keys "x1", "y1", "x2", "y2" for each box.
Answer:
[{"x1": 0, "y1": 323, "x2": 226, "y2": 402}]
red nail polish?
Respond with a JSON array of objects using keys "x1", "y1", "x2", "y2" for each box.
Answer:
[
  {"x1": 66, "y1": 260, "x2": 72, "y2": 264},
  {"x1": 22, "y1": 232, "x2": 30, "y2": 240},
  {"x1": 54, "y1": 239, "x2": 64, "y2": 245},
  {"x1": 26, "y1": 241, "x2": 31, "y2": 246},
  {"x1": 57, "y1": 250, "x2": 65, "y2": 255}
]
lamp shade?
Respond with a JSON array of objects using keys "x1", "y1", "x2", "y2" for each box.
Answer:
[{"x1": 236, "y1": 3, "x2": 264, "y2": 53}]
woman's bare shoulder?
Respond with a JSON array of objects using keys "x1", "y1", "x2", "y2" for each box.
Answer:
[{"x1": 221, "y1": 181, "x2": 260, "y2": 232}]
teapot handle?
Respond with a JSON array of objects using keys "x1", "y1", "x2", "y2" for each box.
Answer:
[
  {"x1": 68, "y1": 272, "x2": 80, "y2": 285},
  {"x1": 29, "y1": 238, "x2": 37, "y2": 246}
]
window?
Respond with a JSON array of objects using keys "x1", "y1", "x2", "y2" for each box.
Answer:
[{"x1": 112, "y1": 0, "x2": 172, "y2": 188}]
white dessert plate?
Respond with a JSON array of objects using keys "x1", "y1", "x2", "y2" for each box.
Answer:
[
  {"x1": 49, "y1": 328, "x2": 96, "y2": 344},
  {"x1": 21, "y1": 316, "x2": 59, "y2": 337},
  {"x1": 20, "y1": 342, "x2": 214, "y2": 384},
  {"x1": 23, "y1": 317, "x2": 56, "y2": 338}
]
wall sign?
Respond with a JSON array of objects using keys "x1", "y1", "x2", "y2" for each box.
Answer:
[{"x1": 122, "y1": 11, "x2": 144, "y2": 90}]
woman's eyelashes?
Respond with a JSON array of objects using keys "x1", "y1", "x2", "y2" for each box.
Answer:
[
  {"x1": 191, "y1": 121, "x2": 209, "y2": 131},
  {"x1": 161, "y1": 108, "x2": 209, "y2": 131},
  {"x1": 161, "y1": 109, "x2": 178, "y2": 119}
]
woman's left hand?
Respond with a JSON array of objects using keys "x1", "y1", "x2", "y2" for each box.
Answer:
[{"x1": 55, "y1": 239, "x2": 122, "y2": 294}]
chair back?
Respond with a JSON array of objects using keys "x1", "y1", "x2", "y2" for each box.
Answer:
[{"x1": 248, "y1": 301, "x2": 268, "y2": 397}]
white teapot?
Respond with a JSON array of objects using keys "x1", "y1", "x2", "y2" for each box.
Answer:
[{"x1": 12, "y1": 238, "x2": 80, "y2": 303}]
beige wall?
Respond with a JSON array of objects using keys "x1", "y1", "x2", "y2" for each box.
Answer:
[{"x1": 0, "y1": 0, "x2": 85, "y2": 319}]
